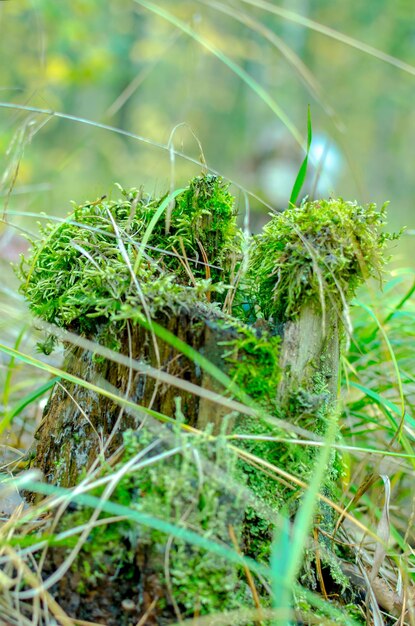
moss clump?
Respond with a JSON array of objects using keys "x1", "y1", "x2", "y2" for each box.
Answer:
[
  {"x1": 158, "y1": 174, "x2": 242, "y2": 283},
  {"x1": 248, "y1": 198, "x2": 398, "y2": 321},
  {"x1": 220, "y1": 327, "x2": 286, "y2": 560},
  {"x1": 58, "y1": 427, "x2": 245, "y2": 618},
  {"x1": 221, "y1": 326, "x2": 297, "y2": 514},
  {"x1": 17, "y1": 175, "x2": 242, "y2": 337},
  {"x1": 17, "y1": 184, "x2": 396, "y2": 618},
  {"x1": 221, "y1": 324, "x2": 343, "y2": 569}
]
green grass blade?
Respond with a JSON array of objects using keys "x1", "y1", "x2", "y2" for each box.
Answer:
[
  {"x1": 0, "y1": 342, "x2": 178, "y2": 428},
  {"x1": 282, "y1": 417, "x2": 337, "y2": 598},
  {"x1": 271, "y1": 514, "x2": 293, "y2": 625},
  {"x1": 349, "y1": 381, "x2": 415, "y2": 430},
  {"x1": 14, "y1": 476, "x2": 268, "y2": 579},
  {"x1": 201, "y1": 0, "x2": 338, "y2": 123},
  {"x1": 383, "y1": 279, "x2": 415, "y2": 325},
  {"x1": 5, "y1": 474, "x2": 363, "y2": 625},
  {"x1": 134, "y1": 316, "x2": 318, "y2": 440},
  {"x1": 0, "y1": 377, "x2": 60, "y2": 436},
  {"x1": 0, "y1": 102, "x2": 273, "y2": 213},
  {"x1": 355, "y1": 301, "x2": 405, "y2": 418},
  {"x1": 289, "y1": 105, "x2": 312, "y2": 207},
  {"x1": 349, "y1": 381, "x2": 415, "y2": 466},
  {"x1": 2, "y1": 325, "x2": 28, "y2": 408},
  {"x1": 132, "y1": 187, "x2": 185, "y2": 274}
]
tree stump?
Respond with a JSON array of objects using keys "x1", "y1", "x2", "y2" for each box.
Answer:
[
  {"x1": 28, "y1": 307, "x2": 239, "y2": 488},
  {"x1": 17, "y1": 180, "x2": 393, "y2": 623}
]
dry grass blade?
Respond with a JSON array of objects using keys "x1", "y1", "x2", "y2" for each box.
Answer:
[
  {"x1": 232, "y1": 447, "x2": 385, "y2": 543},
  {"x1": 134, "y1": 0, "x2": 304, "y2": 146},
  {"x1": 358, "y1": 561, "x2": 385, "y2": 626},
  {"x1": 169, "y1": 607, "x2": 341, "y2": 625},
  {"x1": 0, "y1": 102, "x2": 274, "y2": 211},
  {"x1": 105, "y1": 30, "x2": 183, "y2": 118},
  {"x1": 201, "y1": 0, "x2": 341, "y2": 128},
  {"x1": 239, "y1": 0, "x2": 415, "y2": 76},
  {"x1": 228, "y1": 524, "x2": 263, "y2": 624},
  {"x1": 2, "y1": 545, "x2": 75, "y2": 626},
  {"x1": 1, "y1": 115, "x2": 52, "y2": 220},
  {"x1": 369, "y1": 475, "x2": 391, "y2": 583}
]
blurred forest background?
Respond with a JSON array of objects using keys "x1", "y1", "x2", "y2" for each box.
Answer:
[{"x1": 0, "y1": 0, "x2": 414, "y2": 269}]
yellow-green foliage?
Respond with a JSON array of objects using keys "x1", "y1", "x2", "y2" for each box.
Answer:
[
  {"x1": 248, "y1": 198, "x2": 398, "y2": 321},
  {"x1": 17, "y1": 175, "x2": 242, "y2": 336}
]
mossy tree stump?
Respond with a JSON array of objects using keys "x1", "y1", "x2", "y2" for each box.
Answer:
[
  {"x1": 30, "y1": 308, "x2": 241, "y2": 488},
  {"x1": 18, "y1": 178, "x2": 394, "y2": 623}
]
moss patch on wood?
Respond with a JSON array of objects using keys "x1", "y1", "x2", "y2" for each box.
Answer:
[
  {"x1": 51, "y1": 427, "x2": 247, "y2": 623},
  {"x1": 248, "y1": 197, "x2": 399, "y2": 321},
  {"x1": 17, "y1": 175, "x2": 242, "y2": 342}
]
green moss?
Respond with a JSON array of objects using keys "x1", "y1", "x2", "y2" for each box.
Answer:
[
  {"x1": 222, "y1": 325, "x2": 281, "y2": 407},
  {"x1": 123, "y1": 429, "x2": 245, "y2": 614},
  {"x1": 295, "y1": 587, "x2": 363, "y2": 624},
  {"x1": 221, "y1": 325, "x2": 311, "y2": 519},
  {"x1": 159, "y1": 174, "x2": 242, "y2": 283},
  {"x1": 58, "y1": 427, "x2": 246, "y2": 617},
  {"x1": 248, "y1": 198, "x2": 399, "y2": 321},
  {"x1": 16, "y1": 174, "x2": 242, "y2": 340},
  {"x1": 221, "y1": 323, "x2": 344, "y2": 568},
  {"x1": 220, "y1": 326, "x2": 286, "y2": 559}
]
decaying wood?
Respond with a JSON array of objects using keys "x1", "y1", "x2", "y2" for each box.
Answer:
[
  {"x1": 278, "y1": 302, "x2": 340, "y2": 405},
  {"x1": 25, "y1": 273, "x2": 349, "y2": 626},
  {"x1": 27, "y1": 307, "x2": 237, "y2": 488}
]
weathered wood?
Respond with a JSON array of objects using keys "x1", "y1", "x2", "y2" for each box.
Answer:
[
  {"x1": 278, "y1": 302, "x2": 340, "y2": 406},
  {"x1": 28, "y1": 308, "x2": 237, "y2": 488}
]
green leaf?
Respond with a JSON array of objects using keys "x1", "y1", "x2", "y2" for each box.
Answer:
[
  {"x1": 271, "y1": 514, "x2": 293, "y2": 625},
  {"x1": 0, "y1": 377, "x2": 60, "y2": 436},
  {"x1": 289, "y1": 105, "x2": 312, "y2": 207}
]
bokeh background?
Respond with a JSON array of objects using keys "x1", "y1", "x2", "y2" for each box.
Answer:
[{"x1": 0, "y1": 0, "x2": 414, "y2": 268}]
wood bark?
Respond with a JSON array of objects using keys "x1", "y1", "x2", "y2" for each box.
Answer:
[
  {"x1": 278, "y1": 302, "x2": 340, "y2": 405},
  {"x1": 28, "y1": 307, "x2": 236, "y2": 488}
]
